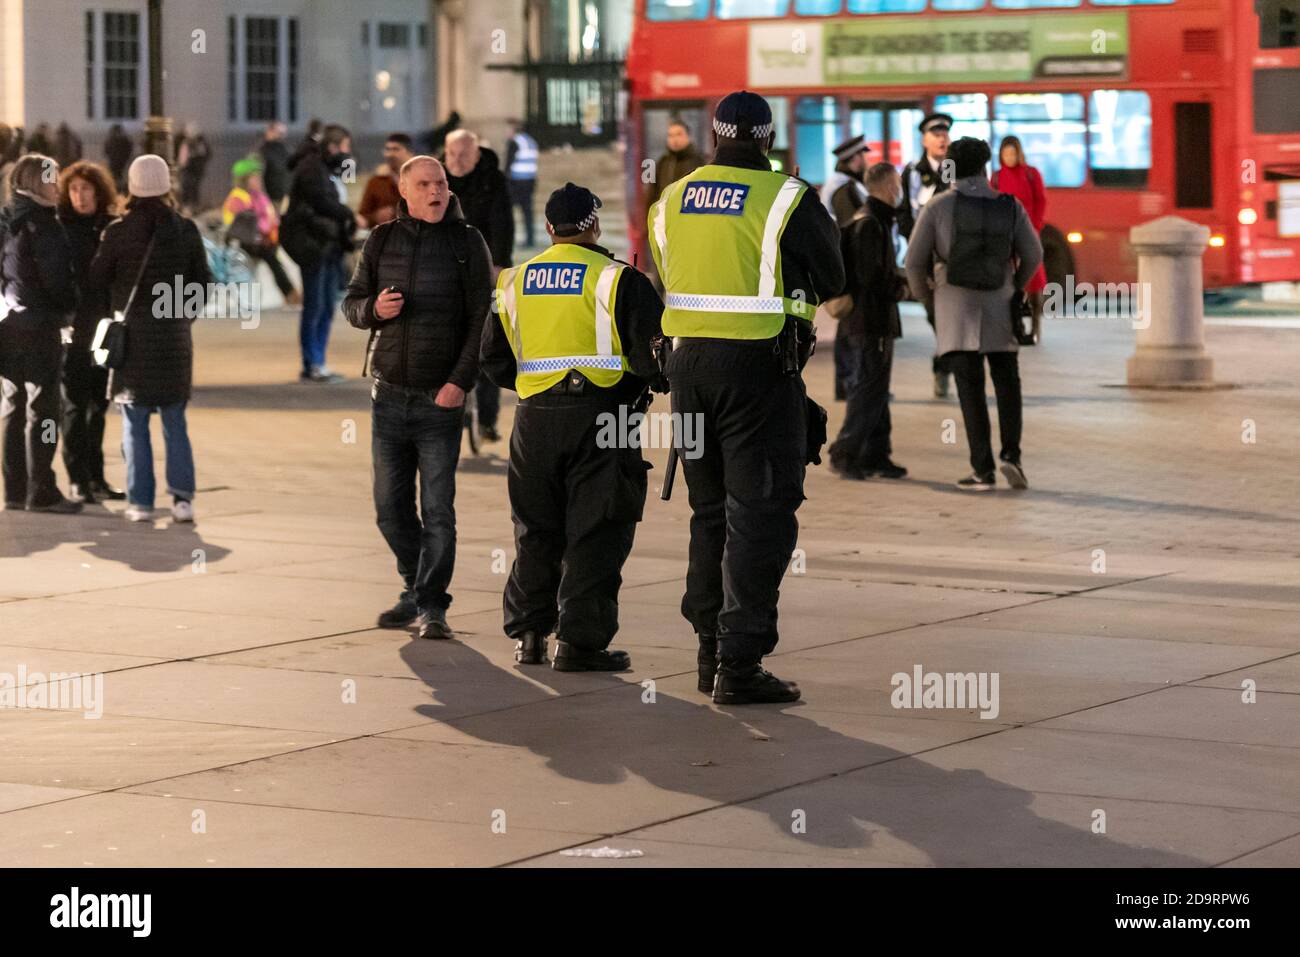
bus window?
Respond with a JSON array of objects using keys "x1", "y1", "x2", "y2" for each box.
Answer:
[
  {"x1": 934, "y1": 93, "x2": 990, "y2": 144},
  {"x1": 795, "y1": 95, "x2": 841, "y2": 184},
  {"x1": 993, "y1": 0, "x2": 1079, "y2": 8},
  {"x1": 992, "y1": 93, "x2": 1085, "y2": 188},
  {"x1": 795, "y1": 0, "x2": 842, "y2": 13},
  {"x1": 646, "y1": 0, "x2": 709, "y2": 21},
  {"x1": 643, "y1": 104, "x2": 709, "y2": 162},
  {"x1": 1257, "y1": 0, "x2": 1300, "y2": 48},
  {"x1": 1174, "y1": 102, "x2": 1213, "y2": 209},
  {"x1": 716, "y1": 0, "x2": 790, "y2": 16},
  {"x1": 1091, "y1": 0, "x2": 1172, "y2": 5},
  {"x1": 933, "y1": 0, "x2": 985, "y2": 9},
  {"x1": 1088, "y1": 90, "x2": 1151, "y2": 189},
  {"x1": 849, "y1": 109, "x2": 886, "y2": 167},
  {"x1": 1254, "y1": 68, "x2": 1300, "y2": 132},
  {"x1": 846, "y1": 0, "x2": 925, "y2": 13}
]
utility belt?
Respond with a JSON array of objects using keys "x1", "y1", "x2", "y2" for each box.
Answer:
[{"x1": 670, "y1": 319, "x2": 815, "y2": 376}]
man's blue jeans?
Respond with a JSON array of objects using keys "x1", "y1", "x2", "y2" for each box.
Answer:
[
  {"x1": 371, "y1": 381, "x2": 463, "y2": 612},
  {"x1": 120, "y1": 402, "x2": 196, "y2": 509},
  {"x1": 300, "y1": 254, "x2": 342, "y2": 372}
]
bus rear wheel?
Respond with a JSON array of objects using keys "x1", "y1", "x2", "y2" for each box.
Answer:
[{"x1": 1040, "y1": 225, "x2": 1074, "y2": 314}]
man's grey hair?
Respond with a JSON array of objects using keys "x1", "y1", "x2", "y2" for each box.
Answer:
[
  {"x1": 399, "y1": 155, "x2": 444, "y2": 181},
  {"x1": 445, "y1": 129, "x2": 479, "y2": 148}
]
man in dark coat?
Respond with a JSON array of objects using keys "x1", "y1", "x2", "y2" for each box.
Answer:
[
  {"x1": 280, "y1": 123, "x2": 357, "y2": 382},
  {"x1": 443, "y1": 129, "x2": 513, "y2": 443},
  {"x1": 0, "y1": 155, "x2": 80, "y2": 513},
  {"x1": 343, "y1": 156, "x2": 493, "y2": 641},
  {"x1": 258, "y1": 121, "x2": 291, "y2": 206},
  {"x1": 828, "y1": 162, "x2": 909, "y2": 482}
]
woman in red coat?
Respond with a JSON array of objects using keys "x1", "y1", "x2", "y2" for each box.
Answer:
[{"x1": 992, "y1": 136, "x2": 1047, "y2": 341}]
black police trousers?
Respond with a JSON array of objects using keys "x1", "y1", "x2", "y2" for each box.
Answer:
[
  {"x1": 667, "y1": 340, "x2": 807, "y2": 664},
  {"x1": 504, "y1": 391, "x2": 649, "y2": 650}
]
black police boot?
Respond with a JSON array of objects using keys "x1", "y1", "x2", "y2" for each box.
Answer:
[
  {"x1": 552, "y1": 641, "x2": 631, "y2": 672},
  {"x1": 514, "y1": 631, "x2": 548, "y2": 665},
  {"x1": 416, "y1": 607, "x2": 454, "y2": 640},
  {"x1": 376, "y1": 596, "x2": 419, "y2": 629},
  {"x1": 713, "y1": 658, "x2": 801, "y2": 705},
  {"x1": 697, "y1": 634, "x2": 719, "y2": 694},
  {"x1": 91, "y1": 479, "x2": 127, "y2": 501}
]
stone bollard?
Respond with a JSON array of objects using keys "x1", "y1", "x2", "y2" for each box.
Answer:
[{"x1": 1126, "y1": 216, "x2": 1215, "y2": 388}]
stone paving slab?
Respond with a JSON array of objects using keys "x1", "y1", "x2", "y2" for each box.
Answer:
[{"x1": 1, "y1": 305, "x2": 1298, "y2": 867}]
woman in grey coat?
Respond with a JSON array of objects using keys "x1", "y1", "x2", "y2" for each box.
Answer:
[{"x1": 904, "y1": 137, "x2": 1043, "y2": 491}]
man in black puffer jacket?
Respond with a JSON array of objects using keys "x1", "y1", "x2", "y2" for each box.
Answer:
[
  {"x1": 343, "y1": 155, "x2": 492, "y2": 640},
  {"x1": 0, "y1": 154, "x2": 80, "y2": 513}
]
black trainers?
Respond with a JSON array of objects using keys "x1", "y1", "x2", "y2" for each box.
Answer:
[
  {"x1": 551, "y1": 641, "x2": 631, "y2": 672},
  {"x1": 514, "y1": 631, "x2": 548, "y2": 664},
  {"x1": 697, "y1": 634, "x2": 719, "y2": 694},
  {"x1": 999, "y1": 459, "x2": 1029, "y2": 490},
  {"x1": 956, "y1": 472, "x2": 996, "y2": 491},
  {"x1": 377, "y1": 597, "x2": 419, "y2": 629},
  {"x1": 416, "y1": 607, "x2": 454, "y2": 640},
  {"x1": 865, "y1": 459, "x2": 908, "y2": 480},
  {"x1": 712, "y1": 665, "x2": 802, "y2": 705}
]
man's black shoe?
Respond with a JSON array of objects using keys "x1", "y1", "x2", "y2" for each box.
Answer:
[
  {"x1": 2, "y1": 500, "x2": 24, "y2": 511},
  {"x1": 479, "y1": 424, "x2": 501, "y2": 443},
  {"x1": 91, "y1": 480, "x2": 127, "y2": 501},
  {"x1": 999, "y1": 459, "x2": 1029, "y2": 490},
  {"x1": 514, "y1": 631, "x2": 548, "y2": 665},
  {"x1": 377, "y1": 597, "x2": 419, "y2": 629},
  {"x1": 69, "y1": 483, "x2": 97, "y2": 505},
  {"x1": 416, "y1": 608, "x2": 454, "y2": 640},
  {"x1": 712, "y1": 666, "x2": 801, "y2": 705},
  {"x1": 552, "y1": 641, "x2": 631, "y2": 672},
  {"x1": 865, "y1": 459, "x2": 908, "y2": 480},
  {"x1": 29, "y1": 496, "x2": 83, "y2": 515},
  {"x1": 956, "y1": 472, "x2": 996, "y2": 491},
  {"x1": 697, "y1": 634, "x2": 719, "y2": 694},
  {"x1": 829, "y1": 456, "x2": 867, "y2": 481}
]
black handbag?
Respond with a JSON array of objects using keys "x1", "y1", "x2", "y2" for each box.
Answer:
[{"x1": 92, "y1": 234, "x2": 156, "y2": 370}]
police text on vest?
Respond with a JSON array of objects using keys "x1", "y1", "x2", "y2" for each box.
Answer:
[
  {"x1": 523, "y1": 263, "x2": 587, "y2": 295},
  {"x1": 680, "y1": 181, "x2": 750, "y2": 216}
]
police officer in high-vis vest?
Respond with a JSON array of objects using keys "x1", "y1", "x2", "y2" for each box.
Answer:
[
  {"x1": 481, "y1": 183, "x2": 664, "y2": 671},
  {"x1": 649, "y1": 91, "x2": 843, "y2": 705}
]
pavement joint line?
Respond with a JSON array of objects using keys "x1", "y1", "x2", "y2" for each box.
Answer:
[
  {"x1": 1012, "y1": 720, "x2": 1300, "y2": 752},
  {"x1": 1211, "y1": 824, "x2": 1300, "y2": 867}
]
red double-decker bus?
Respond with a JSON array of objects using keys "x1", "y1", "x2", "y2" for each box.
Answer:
[{"x1": 624, "y1": 0, "x2": 1300, "y2": 290}]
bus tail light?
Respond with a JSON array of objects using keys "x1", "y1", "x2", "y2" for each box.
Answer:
[
  {"x1": 1066, "y1": 231, "x2": 1083, "y2": 244},
  {"x1": 1208, "y1": 235, "x2": 1227, "y2": 248},
  {"x1": 1238, "y1": 208, "x2": 1258, "y2": 225}
]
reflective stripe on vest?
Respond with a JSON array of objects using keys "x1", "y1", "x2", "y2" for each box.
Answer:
[
  {"x1": 495, "y1": 247, "x2": 627, "y2": 399},
  {"x1": 510, "y1": 134, "x2": 539, "y2": 179},
  {"x1": 649, "y1": 165, "x2": 809, "y2": 338}
]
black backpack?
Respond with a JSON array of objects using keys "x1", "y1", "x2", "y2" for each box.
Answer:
[{"x1": 947, "y1": 193, "x2": 1017, "y2": 292}]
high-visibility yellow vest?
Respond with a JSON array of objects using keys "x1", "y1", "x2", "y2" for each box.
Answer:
[
  {"x1": 648, "y1": 164, "x2": 810, "y2": 339},
  {"x1": 495, "y1": 244, "x2": 628, "y2": 399}
]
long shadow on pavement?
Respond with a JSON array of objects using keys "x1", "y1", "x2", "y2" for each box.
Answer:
[{"x1": 399, "y1": 637, "x2": 1200, "y2": 866}]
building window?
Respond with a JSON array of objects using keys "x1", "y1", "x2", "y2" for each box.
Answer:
[
  {"x1": 1258, "y1": 0, "x2": 1300, "y2": 48},
  {"x1": 82, "y1": 10, "x2": 145, "y2": 121},
  {"x1": 363, "y1": 20, "x2": 428, "y2": 131},
  {"x1": 227, "y1": 14, "x2": 299, "y2": 124}
]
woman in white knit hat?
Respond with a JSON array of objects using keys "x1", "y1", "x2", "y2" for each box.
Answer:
[{"x1": 87, "y1": 154, "x2": 212, "y2": 523}]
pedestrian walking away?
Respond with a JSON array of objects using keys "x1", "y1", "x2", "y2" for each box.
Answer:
[
  {"x1": 0, "y1": 153, "x2": 82, "y2": 514},
  {"x1": 481, "y1": 182, "x2": 664, "y2": 672},
  {"x1": 87, "y1": 154, "x2": 212, "y2": 523},
  {"x1": 649, "y1": 89, "x2": 844, "y2": 705},
  {"x1": 343, "y1": 155, "x2": 493, "y2": 641},
  {"x1": 505, "y1": 119, "x2": 539, "y2": 249},
  {"x1": 904, "y1": 137, "x2": 1043, "y2": 493}
]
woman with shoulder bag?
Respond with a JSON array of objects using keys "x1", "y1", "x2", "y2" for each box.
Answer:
[
  {"x1": 0, "y1": 153, "x2": 82, "y2": 513},
  {"x1": 58, "y1": 160, "x2": 122, "y2": 504},
  {"x1": 991, "y1": 136, "x2": 1047, "y2": 342},
  {"x1": 87, "y1": 154, "x2": 212, "y2": 523}
]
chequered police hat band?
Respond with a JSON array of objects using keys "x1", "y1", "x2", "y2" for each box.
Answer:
[
  {"x1": 713, "y1": 118, "x2": 774, "y2": 140},
  {"x1": 552, "y1": 207, "x2": 599, "y2": 234}
]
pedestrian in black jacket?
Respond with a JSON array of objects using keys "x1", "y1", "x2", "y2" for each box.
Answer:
[
  {"x1": 258, "y1": 121, "x2": 291, "y2": 206},
  {"x1": 0, "y1": 154, "x2": 81, "y2": 513},
  {"x1": 444, "y1": 130, "x2": 514, "y2": 444},
  {"x1": 104, "y1": 124, "x2": 133, "y2": 193},
  {"x1": 828, "y1": 163, "x2": 909, "y2": 481},
  {"x1": 57, "y1": 160, "x2": 123, "y2": 504},
  {"x1": 342, "y1": 156, "x2": 492, "y2": 641},
  {"x1": 87, "y1": 155, "x2": 212, "y2": 523},
  {"x1": 280, "y1": 124, "x2": 357, "y2": 382}
]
